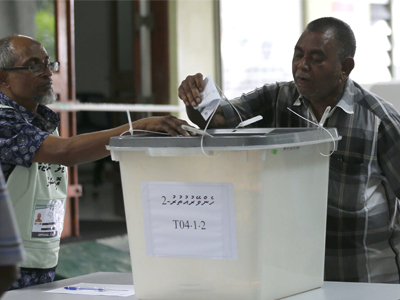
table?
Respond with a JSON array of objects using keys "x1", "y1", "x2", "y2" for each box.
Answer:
[
  {"x1": 3, "y1": 272, "x2": 400, "y2": 299},
  {"x1": 2, "y1": 272, "x2": 136, "y2": 300}
]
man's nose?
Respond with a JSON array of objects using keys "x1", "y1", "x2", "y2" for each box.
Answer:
[
  {"x1": 297, "y1": 57, "x2": 310, "y2": 71},
  {"x1": 42, "y1": 65, "x2": 53, "y2": 76}
]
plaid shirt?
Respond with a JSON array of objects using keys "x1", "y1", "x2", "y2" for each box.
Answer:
[{"x1": 221, "y1": 78, "x2": 400, "y2": 283}]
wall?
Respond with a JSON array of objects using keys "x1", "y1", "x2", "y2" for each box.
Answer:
[
  {"x1": 168, "y1": 0, "x2": 218, "y2": 121},
  {"x1": 75, "y1": 1, "x2": 111, "y2": 97}
]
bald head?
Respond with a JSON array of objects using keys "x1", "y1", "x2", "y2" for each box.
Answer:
[
  {"x1": 0, "y1": 35, "x2": 45, "y2": 69},
  {"x1": 0, "y1": 34, "x2": 56, "y2": 111},
  {"x1": 11, "y1": 35, "x2": 44, "y2": 54}
]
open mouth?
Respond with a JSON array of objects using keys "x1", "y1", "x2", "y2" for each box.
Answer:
[{"x1": 296, "y1": 75, "x2": 310, "y2": 85}]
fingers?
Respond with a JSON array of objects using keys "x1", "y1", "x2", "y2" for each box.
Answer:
[
  {"x1": 161, "y1": 116, "x2": 196, "y2": 137},
  {"x1": 138, "y1": 116, "x2": 196, "y2": 137},
  {"x1": 158, "y1": 116, "x2": 188, "y2": 137},
  {"x1": 178, "y1": 73, "x2": 204, "y2": 107},
  {"x1": 194, "y1": 73, "x2": 204, "y2": 91}
]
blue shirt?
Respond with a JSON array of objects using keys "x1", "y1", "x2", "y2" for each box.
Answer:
[{"x1": 0, "y1": 92, "x2": 59, "y2": 180}]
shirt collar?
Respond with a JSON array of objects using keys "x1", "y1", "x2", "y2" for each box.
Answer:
[
  {"x1": 293, "y1": 79, "x2": 356, "y2": 115},
  {"x1": 0, "y1": 92, "x2": 60, "y2": 129},
  {"x1": 335, "y1": 79, "x2": 356, "y2": 114}
]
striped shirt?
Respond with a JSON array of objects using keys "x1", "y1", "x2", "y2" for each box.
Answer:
[
  {"x1": 0, "y1": 166, "x2": 25, "y2": 265},
  {"x1": 220, "y1": 78, "x2": 400, "y2": 283}
]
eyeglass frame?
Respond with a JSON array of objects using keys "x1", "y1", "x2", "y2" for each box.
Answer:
[{"x1": 2, "y1": 61, "x2": 60, "y2": 75}]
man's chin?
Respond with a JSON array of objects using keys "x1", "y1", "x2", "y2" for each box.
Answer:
[
  {"x1": 295, "y1": 85, "x2": 313, "y2": 99},
  {"x1": 32, "y1": 91, "x2": 58, "y2": 105}
]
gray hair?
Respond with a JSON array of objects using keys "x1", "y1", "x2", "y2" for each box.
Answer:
[{"x1": 0, "y1": 35, "x2": 17, "y2": 69}]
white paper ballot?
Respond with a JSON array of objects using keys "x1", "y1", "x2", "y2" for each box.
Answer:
[
  {"x1": 195, "y1": 76, "x2": 221, "y2": 120},
  {"x1": 141, "y1": 181, "x2": 238, "y2": 260}
]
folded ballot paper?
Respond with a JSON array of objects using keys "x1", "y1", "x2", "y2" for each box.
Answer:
[{"x1": 194, "y1": 76, "x2": 221, "y2": 120}]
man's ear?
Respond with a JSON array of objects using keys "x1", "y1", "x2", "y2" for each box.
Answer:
[
  {"x1": 341, "y1": 57, "x2": 355, "y2": 80},
  {"x1": 0, "y1": 70, "x2": 9, "y2": 88}
]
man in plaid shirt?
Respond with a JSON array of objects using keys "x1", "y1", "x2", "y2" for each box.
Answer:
[{"x1": 178, "y1": 17, "x2": 400, "y2": 283}]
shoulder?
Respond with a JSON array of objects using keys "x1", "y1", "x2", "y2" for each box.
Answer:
[
  {"x1": 0, "y1": 106, "x2": 30, "y2": 131},
  {"x1": 252, "y1": 81, "x2": 297, "y2": 94},
  {"x1": 351, "y1": 80, "x2": 400, "y2": 121},
  {"x1": 234, "y1": 81, "x2": 298, "y2": 102},
  {"x1": 0, "y1": 101, "x2": 31, "y2": 125}
]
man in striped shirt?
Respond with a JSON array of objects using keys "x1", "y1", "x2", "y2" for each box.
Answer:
[
  {"x1": 178, "y1": 17, "x2": 400, "y2": 283},
  {"x1": 0, "y1": 165, "x2": 25, "y2": 297}
]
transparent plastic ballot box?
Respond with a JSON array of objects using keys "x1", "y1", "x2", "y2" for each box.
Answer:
[{"x1": 106, "y1": 127, "x2": 341, "y2": 300}]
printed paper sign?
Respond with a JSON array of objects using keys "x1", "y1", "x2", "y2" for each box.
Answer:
[
  {"x1": 141, "y1": 181, "x2": 238, "y2": 260},
  {"x1": 195, "y1": 76, "x2": 221, "y2": 120}
]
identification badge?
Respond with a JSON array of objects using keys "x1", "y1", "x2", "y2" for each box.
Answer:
[{"x1": 32, "y1": 199, "x2": 66, "y2": 238}]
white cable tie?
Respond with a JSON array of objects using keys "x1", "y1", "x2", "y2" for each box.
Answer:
[
  {"x1": 318, "y1": 106, "x2": 331, "y2": 129},
  {"x1": 126, "y1": 110, "x2": 133, "y2": 135},
  {"x1": 287, "y1": 107, "x2": 318, "y2": 127},
  {"x1": 182, "y1": 125, "x2": 213, "y2": 137},
  {"x1": 318, "y1": 129, "x2": 336, "y2": 157},
  {"x1": 215, "y1": 83, "x2": 244, "y2": 125},
  {"x1": 287, "y1": 107, "x2": 336, "y2": 157},
  {"x1": 237, "y1": 115, "x2": 263, "y2": 128}
]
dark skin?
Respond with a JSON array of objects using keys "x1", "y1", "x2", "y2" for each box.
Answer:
[
  {"x1": 292, "y1": 29, "x2": 354, "y2": 120},
  {"x1": 178, "y1": 29, "x2": 355, "y2": 126},
  {"x1": 0, "y1": 35, "x2": 195, "y2": 167},
  {"x1": 0, "y1": 265, "x2": 18, "y2": 297}
]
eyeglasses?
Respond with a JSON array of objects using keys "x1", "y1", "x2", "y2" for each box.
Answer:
[{"x1": 2, "y1": 61, "x2": 60, "y2": 75}]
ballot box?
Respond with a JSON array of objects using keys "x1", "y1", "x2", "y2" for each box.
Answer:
[{"x1": 107, "y1": 128, "x2": 341, "y2": 300}]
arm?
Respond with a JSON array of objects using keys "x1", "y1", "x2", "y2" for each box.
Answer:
[
  {"x1": 0, "y1": 265, "x2": 18, "y2": 296},
  {"x1": 32, "y1": 115, "x2": 194, "y2": 166},
  {"x1": 377, "y1": 112, "x2": 400, "y2": 199},
  {"x1": 178, "y1": 73, "x2": 227, "y2": 129}
]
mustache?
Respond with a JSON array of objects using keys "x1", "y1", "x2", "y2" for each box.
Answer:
[{"x1": 38, "y1": 79, "x2": 53, "y2": 87}]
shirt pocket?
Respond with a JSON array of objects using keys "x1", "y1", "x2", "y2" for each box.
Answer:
[{"x1": 328, "y1": 158, "x2": 368, "y2": 212}]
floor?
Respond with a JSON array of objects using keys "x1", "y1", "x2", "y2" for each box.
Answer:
[
  {"x1": 56, "y1": 160, "x2": 132, "y2": 280},
  {"x1": 57, "y1": 233, "x2": 131, "y2": 279}
]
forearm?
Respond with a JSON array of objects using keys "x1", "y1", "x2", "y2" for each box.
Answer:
[
  {"x1": 63, "y1": 125, "x2": 128, "y2": 163},
  {"x1": 186, "y1": 105, "x2": 227, "y2": 129},
  {"x1": 186, "y1": 106, "x2": 207, "y2": 128},
  {"x1": 33, "y1": 124, "x2": 130, "y2": 166},
  {"x1": 32, "y1": 116, "x2": 193, "y2": 166}
]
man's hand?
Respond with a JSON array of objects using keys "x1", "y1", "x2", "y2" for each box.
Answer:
[
  {"x1": 132, "y1": 115, "x2": 195, "y2": 137},
  {"x1": 178, "y1": 73, "x2": 205, "y2": 107},
  {"x1": 178, "y1": 73, "x2": 227, "y2": 129}
]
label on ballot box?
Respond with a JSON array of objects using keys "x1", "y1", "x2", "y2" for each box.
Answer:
[{"x1": 141, "y1": 181, "x2": 238, "y2": 259}]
